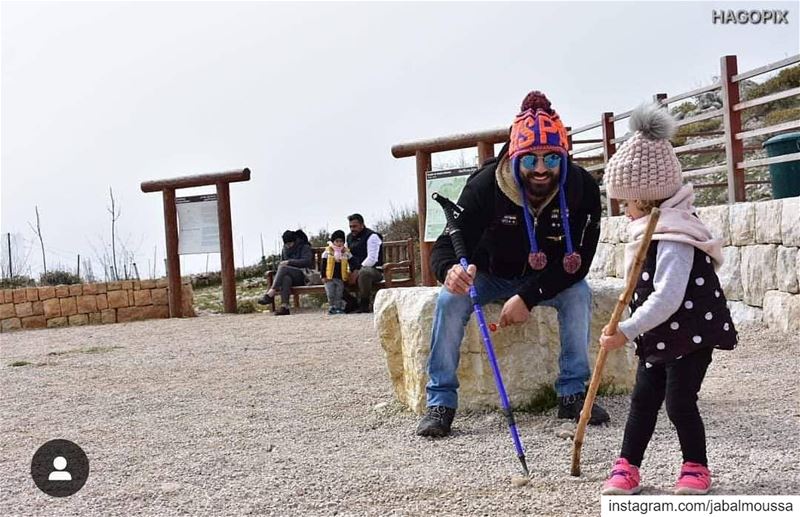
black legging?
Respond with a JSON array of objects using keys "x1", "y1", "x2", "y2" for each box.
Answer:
[{"x1": 621, "y1": 346, "x2": 713, "y2": 467}]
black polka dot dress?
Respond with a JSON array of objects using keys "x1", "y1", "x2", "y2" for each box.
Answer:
[{"x1": 630, "y1": 242, "x2": 738, "y2": 366}]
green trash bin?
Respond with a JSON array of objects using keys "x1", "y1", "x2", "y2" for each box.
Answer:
[{"x1": 763, "y1": 132, "x2": 800, "y2": 199}]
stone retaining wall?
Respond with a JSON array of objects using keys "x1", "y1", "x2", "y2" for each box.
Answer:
[
  {"x1": 0, "y1": 279, "x2": 195, "y2": 332},
  {"x1": 590, "y1": 196, "x2": 800, "y2": 332}
]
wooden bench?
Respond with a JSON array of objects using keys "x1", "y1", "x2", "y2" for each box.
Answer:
[{"x1": 265, "y1": 239, "x2": 417, "y2": 309}]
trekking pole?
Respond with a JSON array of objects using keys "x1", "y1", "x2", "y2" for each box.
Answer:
[
  {"x1": 432, "y1": 192, "x2": 529, "y2": 477},
  {"x1": 570, "y1": 208, "x2": 661, "y2": 477}
]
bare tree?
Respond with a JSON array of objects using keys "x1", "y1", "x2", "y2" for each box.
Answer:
[
  {"x1": 1, "y1": 232, "x2": 33, "y2": 279},
  {"x1": 28, "y1": 205, "x2": 47, "y2": 275},
  {"x1": 89, "y1": 227, "x2": 143, "y2": 283},
  {"x1": 81, "y1": 257, "x2": 96, "y2": 282},
  {"x1": 88, "y1": 235, "x2": 121, "y2": 282},
  {"x1": 118, "y1": 234, "x2": 144, "y2": 280},
  {"x1": 108, "y1": 187, "x2": 121, "y2": 280}
]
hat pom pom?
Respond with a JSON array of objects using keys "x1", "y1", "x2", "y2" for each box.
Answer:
[
  {"x1": 629, "y1": 103, "x2": 676, "y2": 141},
  {"x1": 563, "y1": 252, "x2": 582, "y2": 274},
  {"x1": 520, "y1": 91, "x2": 553, "y2": 115},
  {"x1": 529, "y1": 252, "x2": 547, "y2": 270}
]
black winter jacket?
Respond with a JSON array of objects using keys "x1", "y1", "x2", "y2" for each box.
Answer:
[
  {"x1": 430, "y1": 145, "x2": 602, "y2": 309},
  {"x1": 282, "y1": 242, "x2": 313, "y2": 269}
]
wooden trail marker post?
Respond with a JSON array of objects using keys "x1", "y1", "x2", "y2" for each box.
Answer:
[{"x1": 140, "y1": 168, "x2": 251, "y2": 316}]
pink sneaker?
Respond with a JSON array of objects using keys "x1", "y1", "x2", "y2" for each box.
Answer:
[
  {"x1": 674, "y1": 462, "x2": 712, "y2": 495},
  {"x1": 602, "y1": 458, "x2": 642, "y2": 495}
]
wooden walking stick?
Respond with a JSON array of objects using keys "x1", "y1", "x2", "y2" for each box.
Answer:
[{"x1": 570, "y1": 208, "x2": 661, "y2": 477}]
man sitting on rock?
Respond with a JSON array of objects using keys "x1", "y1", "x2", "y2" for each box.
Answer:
[{"x1": 417, "y1": 90, "x2": 609, "y2": 437}]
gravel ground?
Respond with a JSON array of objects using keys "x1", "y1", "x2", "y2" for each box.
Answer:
[{"x1": 1, "y1": 313, "x2": 798, "y2": 516}]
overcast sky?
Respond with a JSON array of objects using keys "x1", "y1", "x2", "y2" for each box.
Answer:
[{"x1": 1, "y1": 1, "x2": 798, "y2": 279}]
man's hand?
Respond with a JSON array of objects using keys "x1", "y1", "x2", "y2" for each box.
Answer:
[
  {"x1": 599, "y1": 324, "x2": 628, "y2": 351},
  {"x1": 279, "y1": 260, "x2": 289, "y2": 266},
  {"x1": 499, "y1": 295, "x2": 530, "y2": 327},
  {"x1": 444, "y1": 263, "x2": 476, "y2": 295},
  {"x1": 348, "y1": 269, "x2": 359, "y2": 286}
]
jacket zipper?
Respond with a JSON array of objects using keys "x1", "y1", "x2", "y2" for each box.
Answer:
[{"x1": 578, "y1": 214, "x2": 591, "y2": 248}]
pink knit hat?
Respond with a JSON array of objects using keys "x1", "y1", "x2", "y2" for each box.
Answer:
[{"x1": 605, "y1": 104, "x2": 683, "y2": 200}]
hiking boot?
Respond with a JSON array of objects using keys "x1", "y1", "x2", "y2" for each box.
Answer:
[
  {"x1": 602, "y1": 458, "x2": 642, "y2": 495},
  {"x1": 257, "y1": 293, "x2": 274, "y2": 305},
  {"x1": 328, "y1": 307, "x2": 338, "y2": 315},
  {"x1": 415, "y1": 406, "x2": 455, "y2": 437},
  {"x1": 558, "y1": 392, "x2": 610, "y2": 425},
  {"x1": 274, "y1": 306, "x2": 290, "y2": 316},
  {"x1": 356, "y1": 298, "x2": 372, "y2": 314},
  {"x1": 342, "y1": 292, "x2": 358, "y2": 313},
  {"x1": 674, "y1": 462, "x2": 711, "y2": 495}
]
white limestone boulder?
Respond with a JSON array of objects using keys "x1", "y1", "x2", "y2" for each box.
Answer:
[
  {"x1": 797, "y1": 251, "x2": 800, "y2": 291},
  {"x1": 780, "y1": 197, "x2": 800, "y2": 247},
  {"x1": 739, "y1": 245, "x2": 778, "y2": 307},
  {"x1": 729, "y1": 203, "x2": 755, "y2": 246},
  {"x1": 614, "y1": 244, "x2": 627, "y2": 279},
  {"x1": 602, "y1": 216, "x2": 629, "y2": 244},
  {"x1": 697, "y1": 205, "x2": 731, "y2": 246},
  {"x1": 762, "y1": 290, "x2": 800, "y2": 333},
  {"x1": 718, "y1": 247, "x2": 743, "y2": 301},
  {"x1": 754, "y1": 199, "x2": 783, "y2": 244},
  {"x1": 589, "y1": 243, "x2": 616, "y2": 279},
  {"x1": 777, "y1": 246, "x2": 799, "y2": 294},
  {"x1": 374, "y1": 280, "x2": 636, "y2": 414},
  {"x1": 727, "y1": 301, "x2": 763, "y2": 326}
]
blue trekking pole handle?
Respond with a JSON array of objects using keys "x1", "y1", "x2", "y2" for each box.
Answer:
[{"x1": 431, "y1": 192, "x2": 529, "y2": 477}]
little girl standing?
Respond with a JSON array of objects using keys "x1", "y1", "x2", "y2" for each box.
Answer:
[
  {"x1": 321, "y1": 230, "x2": 352, "y2": 315},
  {"x1": 599, "y1": 104, "x2": 737, "y2": 495}
]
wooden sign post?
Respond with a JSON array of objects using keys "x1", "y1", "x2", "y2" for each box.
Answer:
[{"x1": 141, "y1": 168, "x2": 251, "y2": 316}]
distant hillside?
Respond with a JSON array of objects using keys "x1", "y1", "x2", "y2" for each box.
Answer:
[{"x1": 670, "y1": 64, "x2": 799, "y2": 206}]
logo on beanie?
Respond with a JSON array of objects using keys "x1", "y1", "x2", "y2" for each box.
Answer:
[{"x1": 509, "y1": 109, "x2": 569, "y2": 159}]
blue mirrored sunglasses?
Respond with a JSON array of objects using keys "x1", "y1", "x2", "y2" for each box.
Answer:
[{"x1": 520, "y1": 153, "x2": 562, "y2": 170}]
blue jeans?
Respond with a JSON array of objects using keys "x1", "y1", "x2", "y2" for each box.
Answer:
[{"x1": 426, "y1": 274, "x2": 592, "y2": 409}]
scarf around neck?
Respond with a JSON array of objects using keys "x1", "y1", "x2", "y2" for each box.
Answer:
[
  {"x1": 326, "y1": 242, "x2": 350, "y2": 281},
  {"x1": 624, "y1": 184, "x2": 724, "y2": 275}
]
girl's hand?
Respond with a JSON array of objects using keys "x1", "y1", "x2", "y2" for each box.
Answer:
[{"x1": 599, "y1": 329, "x2": 628, "y2": 350}]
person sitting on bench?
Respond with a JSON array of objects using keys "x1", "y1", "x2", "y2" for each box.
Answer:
[
  {"x1": 345, "y1": 213, "x2": 383, "y2": 313},
  {"x1": 258, "y1": 230, "x2": 313, "y2": 316}
]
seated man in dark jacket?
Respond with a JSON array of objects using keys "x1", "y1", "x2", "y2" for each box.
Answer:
[
  {"x1": 258, "y1": 230, "x2": 313, "y2": 316},
  {"x1": 417, "y1": 90, "x2": 609, "y2": 437}
]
